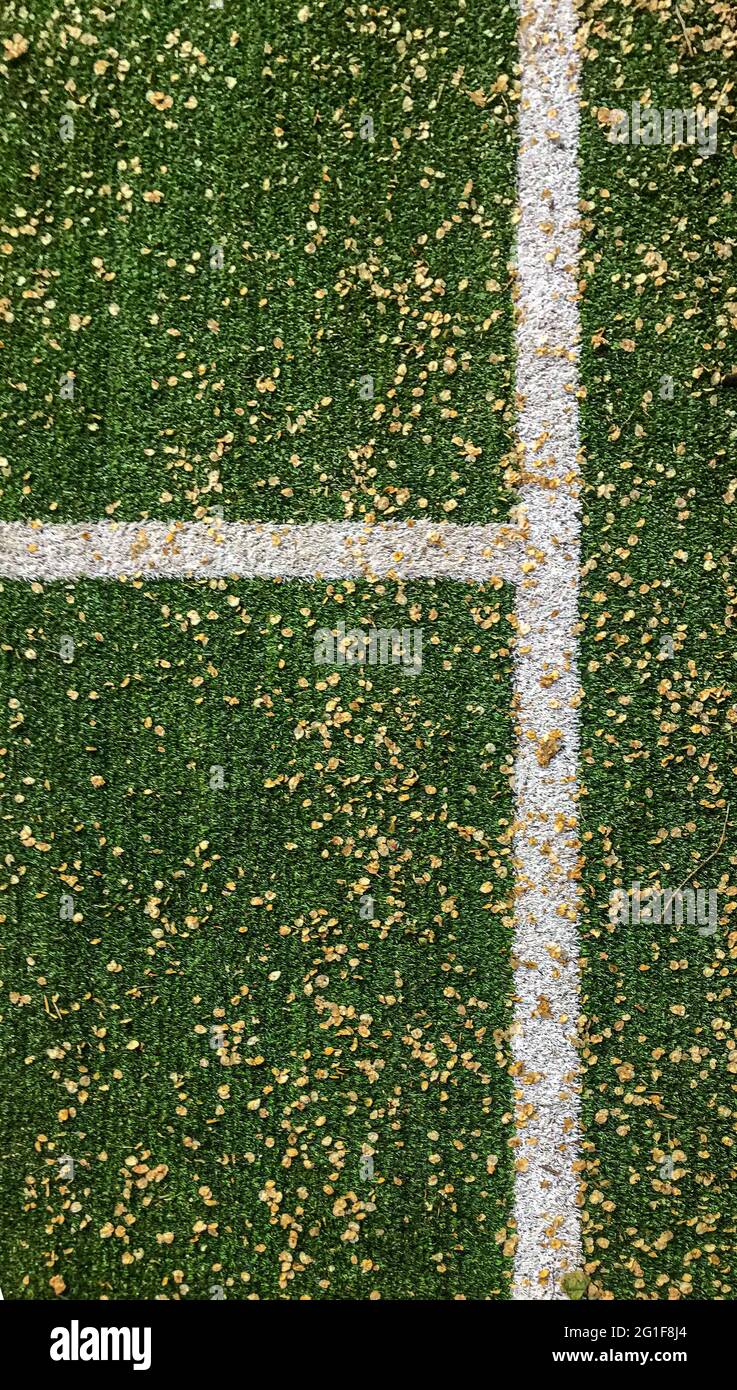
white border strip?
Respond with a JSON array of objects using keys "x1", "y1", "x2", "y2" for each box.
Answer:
[
  {"x1": 511, "y1": 0, "x2": 583, "y2": 1298},
  {"x1": 0, "y1": 519, "x2": 523, "y2": 584}
]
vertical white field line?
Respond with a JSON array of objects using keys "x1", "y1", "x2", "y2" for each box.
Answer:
[{"x1": 511, "y1": 0, "x2": 583, "y2": 1298}]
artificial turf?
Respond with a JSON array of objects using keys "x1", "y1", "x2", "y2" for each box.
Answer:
[
  {"x1": 0, "y1": 0, "x2": 518, "y2": 524},
  {"x1": 2, "y1": 0, "x2": 737, "y2": 1306},
  {"x1": 0, "y1": 576, "x2": 517, "y2": 1298},
  {"x1": 0, "y1": 0, "x2": 522, "y2": 1300},
  {"x1": 577, "y1": 0, "x2": 737, "y2": 1299}
]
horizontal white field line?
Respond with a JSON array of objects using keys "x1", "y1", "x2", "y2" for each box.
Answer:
[{"x1": 0, "y1": 519, "x2": 524, "y2": 584}]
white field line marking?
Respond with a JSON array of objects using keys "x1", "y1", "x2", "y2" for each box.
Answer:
[
  {"x1": 511, "y1": 0, "x2": 583, "y2": 1298},
  {"x1": 0, "y1": 518, "x2": 523, "y2": 584}
]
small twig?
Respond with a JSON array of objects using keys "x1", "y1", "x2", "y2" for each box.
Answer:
[
  {"x1": 663, "y1": 802, "x2": 730, "y2": 915},
  {"x1": 675, "y1": 5, "x2": 695, "y2": 57}
]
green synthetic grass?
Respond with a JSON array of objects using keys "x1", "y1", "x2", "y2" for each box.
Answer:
[
  {"x1": 578, "y1": 0, "x2": 737, "y2": 1299},
  {"x1": 3, "y1": 0, "x2": 737, "y2": 1307},
  {"x1": 0, "y1": 0, "x2": 523, "y2": 1301},
  {"x1": 0, "y1": 0, "x2": 518, "y2": 524},
  {"x1": 0, "y1": 575, "x2": 517, "y2": 1298}
]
